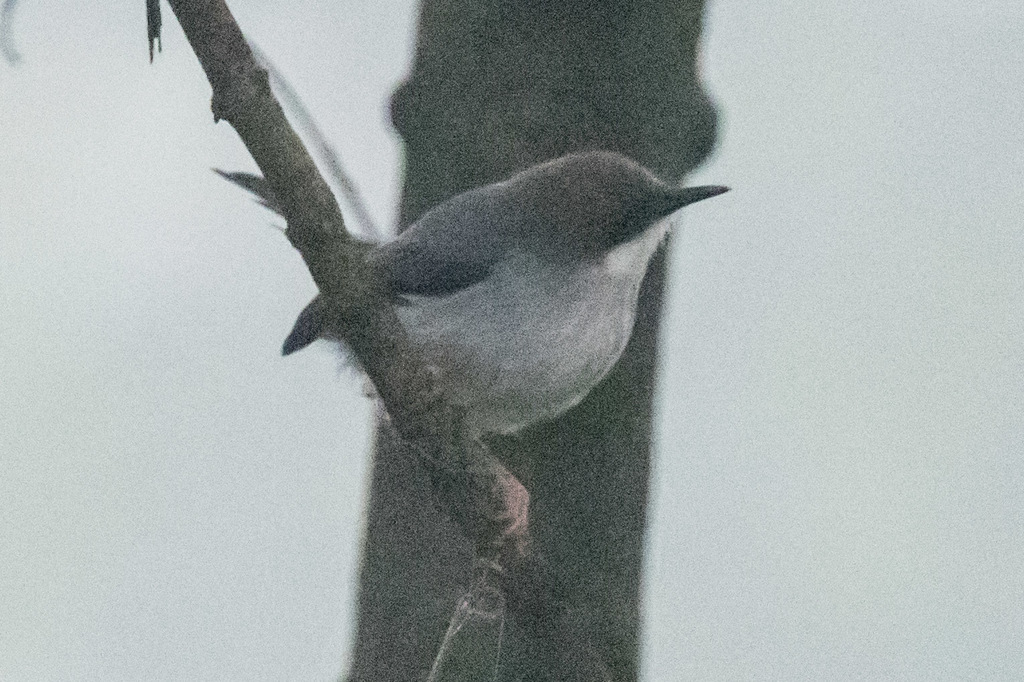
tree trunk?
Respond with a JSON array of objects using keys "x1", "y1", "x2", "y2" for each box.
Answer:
[{"x1": 348, "y1": 2, "x2": 717, "y2": 679}]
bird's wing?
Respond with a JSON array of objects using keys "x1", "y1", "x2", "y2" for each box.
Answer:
[
  {"x1": 368, "y1": 184, "x2": 517, "y2": 297},
  {"x1": 218, "y1": 169, "x2": 515, "y2": 298},
  {"x1": 218, "y1": 171, "x2": 519, "y2": 354}
]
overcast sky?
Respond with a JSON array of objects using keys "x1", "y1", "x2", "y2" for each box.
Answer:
[{"x1": 2, "y1": 1, "x2": 1022, "y2": 680}]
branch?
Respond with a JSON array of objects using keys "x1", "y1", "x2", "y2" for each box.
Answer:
[{"x1": 163, "y1": 2, "x2": 609, "y2": 678}]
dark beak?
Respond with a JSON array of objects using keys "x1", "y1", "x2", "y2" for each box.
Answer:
[
  {"x1": 613, "y1": 183, "x2": 730, "y2": 247},
  {"x1": 648, "y1": 184, "x2": 730, "y2": 221},
  {"x1": 673, "y1": 184, "x2": 730, "y2": 207}
]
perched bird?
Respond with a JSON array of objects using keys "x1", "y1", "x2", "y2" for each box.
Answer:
[{"x1": 221, "y1": 151, "x2": 727, "y2": 437}]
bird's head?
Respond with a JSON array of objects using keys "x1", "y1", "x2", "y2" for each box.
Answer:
[{"x1": 507, "y1": 150, "x2": 728, "y2": 260}]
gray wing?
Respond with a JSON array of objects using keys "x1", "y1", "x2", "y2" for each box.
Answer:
[
  {"x1": 218, "y1": 168, "x2": 517, "y2": 297},
  {"x1": 219, "y1": 171, "x2": 521, "y2": 353},
  {"x1": 281, "y1": 185, "x2": 519, "y2": 355},
  {"x1": 368, "y1": 184, "x2": 518, "y2": 297}
]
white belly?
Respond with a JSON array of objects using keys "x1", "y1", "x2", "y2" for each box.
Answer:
[{"x1": 396, "y1": 223, "x2": 667, "y2": 436}]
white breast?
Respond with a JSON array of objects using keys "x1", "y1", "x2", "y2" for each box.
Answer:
[{"x1": 396, "y1": 220, "x2": 669, "y2": 436}]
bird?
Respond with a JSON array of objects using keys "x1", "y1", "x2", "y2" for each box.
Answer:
[{"x1": 220, "y1": 150, "x2": 728, "y2": 437}]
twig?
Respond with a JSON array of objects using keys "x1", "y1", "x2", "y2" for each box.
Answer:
[
  {"x1": 146, "y1": 0, "x2": 162, "y2": 62},
  {"x1": 249, "y1": 43, "x2": 383, "y2": 241},
  {"x1": 1, "y1": 0, "x2": 23, "y2": 64}
]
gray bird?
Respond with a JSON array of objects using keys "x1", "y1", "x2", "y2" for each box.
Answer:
[{"x1": 221, "y1": 151, "x2": 727, "y2": 437}]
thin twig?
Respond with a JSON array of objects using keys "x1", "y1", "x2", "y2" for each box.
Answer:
[
  {"x1": 147, "y1": 0, "x2": 162, "y2": 63},
  {"x1": 250, "y1": 43, "x2": 383, "y2": 241},
  {"x1": 0, "y1": 0, "x2": 23, "y2": 64}
]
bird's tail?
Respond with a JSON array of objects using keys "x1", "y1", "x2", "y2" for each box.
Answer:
[
  {"x1": 282, "y1": 295, "x2": 327, "y2": 356},
  {"x1": 214, "y1": 169, "x2": 284, "y2": 216}
]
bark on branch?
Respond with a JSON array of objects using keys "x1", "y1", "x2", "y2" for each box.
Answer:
[{"x1": 164, "y1": 1, "x2": 608, "y2": 678}]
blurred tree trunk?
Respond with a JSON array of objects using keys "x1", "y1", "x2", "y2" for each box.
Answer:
[{"x1": 347, "y1": 2, "x2": 717, "y2": 679}]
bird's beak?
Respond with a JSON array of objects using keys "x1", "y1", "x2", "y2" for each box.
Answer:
[
  {"x1": 649, "y1": 184, "x2": 729, "y2": 221},
  {"x1": 673, "y1": 184, "x2": 730, "y2": 207}
]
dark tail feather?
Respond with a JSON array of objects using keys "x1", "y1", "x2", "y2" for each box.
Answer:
[
  {"x1": 282, "y1": 296, "x2": 326, "y2": 355},
  {"x1": 214, "y1": 171, "x2": 320, "y2": 355},
  {"x1": 214, "y1": 169, "x2": 284, "y2": 216}
]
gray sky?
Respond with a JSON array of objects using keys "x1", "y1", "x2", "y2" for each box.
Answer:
[{"x1": 2, "y1": 1, "x2": 1022, "y2": 680}]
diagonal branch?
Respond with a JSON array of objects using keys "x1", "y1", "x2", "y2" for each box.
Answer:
[
  {"x1": 162, "y1": 1, "x2": 609, "y2": 678},
  {"x1": 166, "y1": 0, "x2": 425, "y2": 447}
]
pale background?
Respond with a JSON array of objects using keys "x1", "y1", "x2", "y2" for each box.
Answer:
[{"x1": 1, "y1": 1, "x2": 1021, "y2": 680}]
